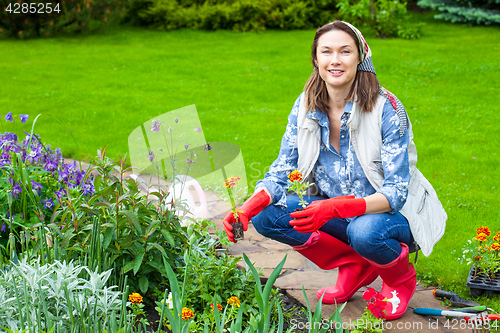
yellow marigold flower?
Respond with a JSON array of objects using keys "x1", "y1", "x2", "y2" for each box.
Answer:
[
  {"x1": 210, "y1": 303, "x2": 223, "y2": 312},
  {"x1": 288, "y1": 170, "x2": 303, "y2": 182},
  {"x1": 475, "y1": 233, "x2": 487, "y2": 242},
  {"x1": 476, "y1": 227, "x2": 491, "y2": 237},
  {"x1": 128, "y1": 293, "x2": 143, "y2": 304},
  {"x1": 224, "y1": 175, "x2": 241, "y2": 189},
  {"x1": 491, "y1": 243, "x2": 500, "y2": 251},
  {"x1": 181, "y1": 307, "x2": 194, "y2": 320},
  {"x1": 227, "y1": 296, "x2": 241, "y2": 308},
  {"x1": 493, "y1": 232, "x2": 500, "y2": 242}
]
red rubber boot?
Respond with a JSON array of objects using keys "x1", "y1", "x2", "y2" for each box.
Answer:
[
  {"x1": 293, "y1": 231, "x2": 378, "y2": 304},
  {"x1": 367, "y1": 243, "x2": 417, "y2": 320}
]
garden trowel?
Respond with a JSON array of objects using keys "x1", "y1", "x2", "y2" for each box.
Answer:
[{"x1": 433, "y1": 289, "x2": 480, "y2": 307}]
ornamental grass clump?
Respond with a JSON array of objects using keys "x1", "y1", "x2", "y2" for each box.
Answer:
[
  {"x1": 460, "y1": 226, "x2": 500, "y2": 279},
  {"x1": 0, "y1": 258, "x2": 122, "y2": 332}
]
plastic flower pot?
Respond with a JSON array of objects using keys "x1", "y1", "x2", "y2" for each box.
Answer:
[
  {"x1": 466, "y1": 265, "x2": 500, "y2": 298},
  {"x1": 232, "y1": 222, "x2": 244, "y2": 241}
]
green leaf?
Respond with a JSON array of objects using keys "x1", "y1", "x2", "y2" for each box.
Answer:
[
  {"x1": 133, "y1": 251, "x2": 145, "y2": 275},
  {"x1": 123, "y1": 260, "x2": 135, "y2": 274},
  {"x1": 103, "y1": 226, "x2": 115, "y2": 249},
  {"x1": 139, "y1": 275, "x2": 149, "y2": 294},
  {"x1": 149, "y1": 242, "x2": 168, "y2": 258},
  {"x1": 146, "y1": 261, "x2": 167, "y2": 276},
  {"x1": 161, "y1": 229, "x2": 175, "y2": 246},
  {"x1": 92, "y1": 182, "x2": 117, "y2": 199},
  {"x1": 122, "y1": 210, "x2": 143, "y2": 235}
]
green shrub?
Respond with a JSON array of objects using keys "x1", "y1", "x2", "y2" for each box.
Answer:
[
  {"x1": 417, "y1": 0, "x2": 500, "y2": 25},
  {"x1": 336, "y1": 0, "x2": 424, "y2": 38},
  {"x1": 125, "y1": 0, "x2": 339, "y2": 32},
  {"x1": 0, "y1": 0, "x2": 130, "y2": 39}
]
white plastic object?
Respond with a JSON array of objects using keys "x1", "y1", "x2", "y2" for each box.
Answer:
[{"x1": 164, "y1": 176, "x2": 207, "y2": 220}]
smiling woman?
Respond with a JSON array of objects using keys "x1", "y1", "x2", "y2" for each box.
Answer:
[{"x1": 223, "y1": 20, "x2": 447, "y2": 321}]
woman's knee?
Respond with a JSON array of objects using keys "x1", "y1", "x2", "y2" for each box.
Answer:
[
  {"x1": 251, "y1": 206, "x2": 281, "y2": 238},
  {"x1": 347, "y1": 223, "x2": 378, "y2": 254}
]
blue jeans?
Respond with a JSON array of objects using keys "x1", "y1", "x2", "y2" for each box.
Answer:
[{"x1": 252, "y1": 195, "x2": 415, "y2": 265}]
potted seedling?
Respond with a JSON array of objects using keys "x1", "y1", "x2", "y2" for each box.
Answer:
[
  {"x1": 287, "y1": 170, "x2": 311, "y2": 211},
  {"x1": 224, "y1": 175, "x2": 245, "y2": 240},
  {"x1": 460, "y1": 226, "x2": 500, "y2": 298}
]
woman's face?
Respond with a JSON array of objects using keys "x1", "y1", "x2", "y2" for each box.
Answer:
[{"x1": 315, "y1": 29, "x2": 359, "y2": 93}]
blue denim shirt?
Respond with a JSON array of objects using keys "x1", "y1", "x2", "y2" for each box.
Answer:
[{"x1": 256, "y1": 94, "x2": 411, "y2": 214}]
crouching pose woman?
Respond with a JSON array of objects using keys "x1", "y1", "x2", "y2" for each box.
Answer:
[{"x1": 223, "y1": 21, "x2": 446, "y2": 320}]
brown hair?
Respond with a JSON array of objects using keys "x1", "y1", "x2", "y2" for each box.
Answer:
[{"x1": 304, "y1": 21, "x2": 380, "y2": 113}]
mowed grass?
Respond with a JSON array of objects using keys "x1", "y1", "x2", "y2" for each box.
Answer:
[{"x1": 1, "y1": 13, "x2": 500, "y2": 305}]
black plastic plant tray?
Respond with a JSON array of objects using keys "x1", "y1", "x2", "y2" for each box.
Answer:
[{"x1": 466, "y1": 266, "x2": 500, "y2": 298}]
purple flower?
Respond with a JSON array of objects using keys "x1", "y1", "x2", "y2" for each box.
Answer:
[
  {"x1": 58, "y1": 169, "x2": 70, "y2": 182},
  {"x1": 81, "y1": 180, "x2": 95, "y2": 196},
  {"x1": 1, "y1": 152, "x2": 12, "y2": 166},
  {"x1": 194, "y1": 127, "x2": 201, "y2": 132},
  {"x1": 41, "y1": 198, "x2": 54, "y2": 210},
  {"x1": 54, "y1": 148, "x2": 63, "y2": 163},
  {"x1": 151, "y1": 119, "x2": 161, "y2": 132},
  {"x1": 44, "y1": 159, "x2": 58, "y2": 172},
  {"x1": 1, "y1": 223, "x2": 7, "y2": 232},
  {"x1": 19, "y1": 114, "x2": 29, "y2": 123},
  {"x1": 184, "y1": 143, "x2": 189, "y2": 150},
  {"x1": 174, "y1": 118, "x2": 178, "y2": 123},
  {"x1": 55, "y1": 187, "x2": 65, "y2": 198},
  {"x1": 187, "y1": 158, "x2": 195, "y2": 164},
  {"x1": 12, "y1": 183, "x2": 22, "y2": 199},
  {"x1": 2, "y1": 132, "x2": 17, "y2": 142},
  {"x1": 204, "y1": 143, "x2": 212, "y2": 151},
  {"x1": 4, "y1": 112, "x2": 13, "y2": 122},
  {"x1": 31, "y1": 179, "x2": 43, "y2": 196},
  {"x1": 148, "y1": 150, "x2": 155, "y2": 162}
]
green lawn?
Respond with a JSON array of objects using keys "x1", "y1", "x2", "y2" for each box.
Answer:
[{"x1": 1, "y1": 13, "x2": 500, "y2": 308}]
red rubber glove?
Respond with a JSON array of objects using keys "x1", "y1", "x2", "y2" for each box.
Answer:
[
  {"x1": 289, "y1": 195, "x2": 366, "y2": 233},
  {"x1": 223, "y1": 189, "x2": 271, "y2": 243}
]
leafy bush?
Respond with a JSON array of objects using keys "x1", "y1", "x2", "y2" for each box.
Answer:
[
  {"x1": 1, "y1": 112, "x2": 231, "y2": 303},
  {"x1": 336, "y1": 0, "x2": 424, "y2": 38},
  {"x1": 0, "y1": 0, "x2": 130, "y2": 39},
  {"x1": 125, "y1": 0, "x2": 338, "y2": 32},
  {"x1": 417, "y1": 0, "x2": 500, "y2": 25}
]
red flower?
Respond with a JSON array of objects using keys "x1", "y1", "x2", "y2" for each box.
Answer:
[
  {"x1": 288, "y1": 170, "x2": 303, "y2": 182},
  {"x1": 493, "y1": 232, "x2": 500, "y2": 242},
  {"x1": 362, "y1": 288, "x2": 377, "y2": 301},
  {"x1": 475, "y1": 233, "x2": 487, "y2": 242},
  {"x1": 210, "y1": 303, "x2": 223, "y2": 312},
  {"x1": 476, "y1": 227, "x2": 491, "y2": 237},
  {"x1": 363, "y1": 288, "x2": 387, "y2": 319},
  {"x1": 224, "y1": 176, "x2": 241, "y2": 189},
  {"x1": 367, "y1": 302, "x2": 386, "y2": 319}
]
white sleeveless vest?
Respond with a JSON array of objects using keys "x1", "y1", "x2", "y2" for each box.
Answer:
[{"x1": 296, "y1": 93, "x2": 447, "y2": 257}]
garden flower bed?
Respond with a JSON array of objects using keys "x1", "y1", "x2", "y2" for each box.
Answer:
[{"x1": 1, "y1": 113, "x2": 346, "y2": 332}]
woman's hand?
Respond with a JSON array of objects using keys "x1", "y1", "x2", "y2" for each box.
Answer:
[
  {"x1": 289, "y1": 195, "x2": 366, "y2": 233},
  {"x1": 223, "y1": 189, "x2": 271, "y2": 243}
]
